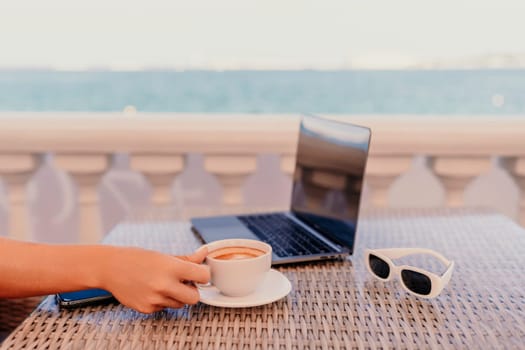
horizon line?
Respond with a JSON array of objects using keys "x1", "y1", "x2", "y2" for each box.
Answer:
[{"x1": 2, "y1": 66, "x2": 525, "y2": 73}]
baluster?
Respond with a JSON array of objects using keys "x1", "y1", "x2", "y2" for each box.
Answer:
[
  {"x1": 130, "y1": 154, "x2": 185, "y2": 206},
  {"x1": 54, "y1": 154, "x2": 111, "y2": 243},
  {"x1": 204, "y1": 155, "x2": 257, "y2": 205},
  {"x1": 279, "y1": 154, "x2": 295, "y2": 177},
  {"x1": 365, "y1": 156, "x2": 413, "y2": 207},
  {"x1": 501, "y1": 156, "x2": 525, "y2": 225},
  {"x1": 431, "y1": 156, "x2": 491, "y2": 207},
  {"x1": 0, "y1": 154, "x2": 42, "y2": 240}
]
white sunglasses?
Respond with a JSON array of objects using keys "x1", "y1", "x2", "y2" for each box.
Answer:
[{"x1": 364, "y1": 248, "x2": 455, "y2": 298}]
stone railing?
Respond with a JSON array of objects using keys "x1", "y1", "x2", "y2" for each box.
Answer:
[{"x1": 1, "y1": 113, "x2": 524, "y2": 243}]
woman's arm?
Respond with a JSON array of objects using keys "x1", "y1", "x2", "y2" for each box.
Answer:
[{"x1": 0, "y1": 237, "x2": 210, "y2": 313}]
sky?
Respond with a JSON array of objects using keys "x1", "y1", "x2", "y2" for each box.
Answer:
[{"x1": 1, "y1": 0, "x2": 524, "y2": 70}]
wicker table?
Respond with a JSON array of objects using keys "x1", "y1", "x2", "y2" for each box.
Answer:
[{"x1": 2, "y1": 208, "x2": 525, "y2": 349}]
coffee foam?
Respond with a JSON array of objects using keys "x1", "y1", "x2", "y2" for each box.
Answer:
[{"x1": 208, "y1": 246, "x2": 266, "y2": 260}]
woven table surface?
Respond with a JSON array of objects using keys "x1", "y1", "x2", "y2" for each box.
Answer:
[{"x1": 2, "y1": 208, "x2": 525, "y2": 349}]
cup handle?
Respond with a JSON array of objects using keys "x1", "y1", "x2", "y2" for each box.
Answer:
[{"x1": 196, "y1": 281, "x2": 214, "y2": 289}]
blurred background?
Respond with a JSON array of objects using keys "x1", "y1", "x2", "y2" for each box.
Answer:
[{"x1": 0, "y1": 0, "x2": 524, "y2": 243}]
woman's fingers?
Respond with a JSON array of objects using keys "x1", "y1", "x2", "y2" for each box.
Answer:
[
  {"x1": 106, "y1": 246, "x2": 211, "y2": 313},
  {"x1": 174, "y1": 246, "x2": 210, "y2": 284},
  {"x1": 177, "y1": 246, "x2": 208, "y2": 264},
  {"x1": 160, "y1": 297, "x2": 185, "y2": 310},
  {"x1": 167, "y1": 281, "x2": 201, "y2": 305},
  {"x1": 175, "y1": 259, "x2": 210, "y2": 284}
]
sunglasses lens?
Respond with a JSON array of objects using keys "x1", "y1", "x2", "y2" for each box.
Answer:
[
  {"x1": 368, "y1": 254, "x2": 390, "y2": 279},
  {"x1": 401, "y1": 269, "x2": 432, "y2": 295}
]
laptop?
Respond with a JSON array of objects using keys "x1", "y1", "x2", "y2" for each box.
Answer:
[{"x1": 191, "y1": 115, "x2": 371, "y2": 265}]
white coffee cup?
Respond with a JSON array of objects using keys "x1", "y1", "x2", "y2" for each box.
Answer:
[{"x1": 202, "y1": 239, "x2": 272, "y2": 297}]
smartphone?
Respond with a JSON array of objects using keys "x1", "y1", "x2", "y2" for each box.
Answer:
[{"x1": 56, "y1": 288, "x2": 116, "y2": 309}]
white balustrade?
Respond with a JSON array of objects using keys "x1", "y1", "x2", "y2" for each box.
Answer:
[
  {"x1": 54, "y1": 154, "x2": 111, "y2": 243},
  {"x1": 431, "y1": 156, "x2": 492, "y2": 206},
  {"x1": 365, "y1": 155, "x2": 413, "y2": 207},
  {"x1": 0, "y1": 113, "x2": 524, "y2": 243},
  {"x1": 280, "y1": 154, "x2": 296, "y2": 176},
  {"x1": 130, "y1": 154, "x2": 185, "y2": 205},
  {"x1": 204, "y1": 155, "x2": 258, "y2": 205},
  {"x1": 501, "y1": 157, "x2": 525, "y2": 226},
  {"x1": 0, "y1": 154, "x2": 42, "y2": 240}
]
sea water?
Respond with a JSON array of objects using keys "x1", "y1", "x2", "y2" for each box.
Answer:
[{"x1": 0, "y1": 69, "x2": 524, "y2": 114}]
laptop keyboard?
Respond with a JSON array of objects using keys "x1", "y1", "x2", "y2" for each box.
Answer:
[{"x1": 237, "y1": 213, "x2": 336, "y2": 257}]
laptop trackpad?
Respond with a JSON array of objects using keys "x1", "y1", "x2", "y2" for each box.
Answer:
[{"x1": 192, "y1": 216, "x2": 258, "y2": 243}]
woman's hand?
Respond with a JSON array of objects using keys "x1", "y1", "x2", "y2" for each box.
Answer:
[{"x1": 99, "y1": 246, "x2": 210, "y2": 314}]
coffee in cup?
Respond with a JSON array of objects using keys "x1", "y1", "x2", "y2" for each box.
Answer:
[
  {"x1": 207, "y1": 246, "x2": 266, "y2": 260},
  {"x1": 202, "y1": 239, "x2": 272, "y2": 297}
]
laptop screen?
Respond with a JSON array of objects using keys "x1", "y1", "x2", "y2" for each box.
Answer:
[{"x1": 290, "y1": 115, "x2": 371, "y2": 251}]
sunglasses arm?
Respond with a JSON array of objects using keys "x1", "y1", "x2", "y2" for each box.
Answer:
[
  {"x1": 372, "y1": 247, "x2": 452, "y2": 266},
  {"x1": 442, "y1": 260, "x2": 455, "y2": 285}
]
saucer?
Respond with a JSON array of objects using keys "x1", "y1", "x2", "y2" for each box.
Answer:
[{"x1": 198, "y1": 269, "x2": 292, "y2": 308}]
